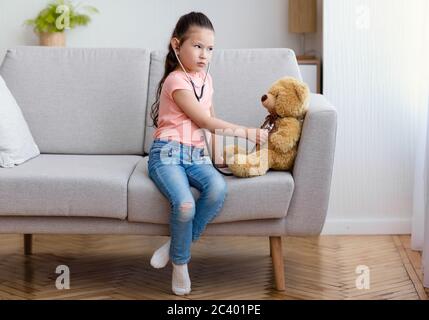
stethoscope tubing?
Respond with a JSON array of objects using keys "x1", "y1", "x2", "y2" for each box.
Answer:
[{"x1": 174, "y1": 50, "x2": 210, "y2": 102}]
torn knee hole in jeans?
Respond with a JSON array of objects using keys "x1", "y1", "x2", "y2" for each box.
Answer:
[{"x1": 178, "y1": 202, "x2": 194, "y2": 221}]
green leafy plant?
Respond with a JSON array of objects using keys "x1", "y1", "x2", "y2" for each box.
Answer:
[{"x1": 24, "y1": 0, "x2": 99, "y2": 33}]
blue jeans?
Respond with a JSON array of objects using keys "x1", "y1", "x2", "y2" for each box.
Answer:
[{"x1": 147, "y1": 138, "x2": 228, "y2": 265}]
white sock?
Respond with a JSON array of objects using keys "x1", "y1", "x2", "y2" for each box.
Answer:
[
  {"x1": 150, "y1": 238, "x2": 171, "y2": 269},
  {"x1": 172, "y1": 262, "x2": 191, "y2": 295}
]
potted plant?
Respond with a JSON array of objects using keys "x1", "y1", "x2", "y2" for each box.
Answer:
[{"x1": 24, "y1": 0, "x2": 99, "y2": 47}]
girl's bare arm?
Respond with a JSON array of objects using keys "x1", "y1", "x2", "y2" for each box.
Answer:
[{"x1": 172, "y1": 89, "x2": 268, "y2": 144}]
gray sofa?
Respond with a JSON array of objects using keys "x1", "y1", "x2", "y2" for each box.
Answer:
[{"x1": 0, "y1": 47, "x2": 337, "y2": 291}]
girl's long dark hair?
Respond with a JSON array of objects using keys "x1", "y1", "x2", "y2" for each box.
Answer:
[{"x1": 150, "y1": 12, "x2": 215, "y2": 128}]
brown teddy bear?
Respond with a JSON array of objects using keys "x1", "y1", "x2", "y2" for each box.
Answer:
[{"x1": 223, "y1": 77, "x2": 310, "y2": 178}]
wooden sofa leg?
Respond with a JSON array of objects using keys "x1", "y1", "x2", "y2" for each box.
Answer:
[
  {"x1": 24, "y1": 234, "x2": 32, "y2": 255},
  {"x1": 269, "y1": 236, "x2": 285, "y2": 291}
]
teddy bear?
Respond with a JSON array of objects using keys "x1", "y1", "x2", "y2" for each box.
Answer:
[{"x1": 223, "y1": 77, "x2": 310, "y2": 178}]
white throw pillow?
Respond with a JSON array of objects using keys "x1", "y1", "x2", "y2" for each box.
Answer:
[{"x1": 0, "y1": 75, "x2": 40, "y2": 168}]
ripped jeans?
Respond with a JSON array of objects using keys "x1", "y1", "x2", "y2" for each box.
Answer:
[{"x1": 147, "y1": 138, "x2": 228, "y2": 265}]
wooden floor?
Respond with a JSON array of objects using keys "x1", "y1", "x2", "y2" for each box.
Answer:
[{"x1": 0, "y1": 234, "x2": 427, "y2": 300}]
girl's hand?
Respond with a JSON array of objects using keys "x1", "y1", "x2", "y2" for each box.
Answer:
[{"x1": 246, "y1": 128, "x2": 269, "y2": 145}]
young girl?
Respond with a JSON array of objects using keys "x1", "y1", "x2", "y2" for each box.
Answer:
[{"x1": 148, "y1": 11, "x2": 268, "y2": 296}]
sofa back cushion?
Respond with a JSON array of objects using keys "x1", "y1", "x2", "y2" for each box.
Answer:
[
  {"x1": 144, "y1": 48, "x2": 302, "y2": 153},
  {"x1": 0, "y1": 47, "x2": 150, "y2": 155}
]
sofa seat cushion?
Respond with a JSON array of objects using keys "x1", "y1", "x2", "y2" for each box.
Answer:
[
  {"x1": 128, "y1": 157, "x2": 294, "y2": 224},
  {"x1": 0, "y1": 154, "x2": 142, "y2": 219}
]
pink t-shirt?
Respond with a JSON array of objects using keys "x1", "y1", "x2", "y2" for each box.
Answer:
[{"x1": 153, "y1": 70, "x2": 213, "y2": 148}]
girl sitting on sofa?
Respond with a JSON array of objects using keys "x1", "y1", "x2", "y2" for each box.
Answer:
[{"x1": 148, "y1": 11, "x2": 268, "y2": 296}]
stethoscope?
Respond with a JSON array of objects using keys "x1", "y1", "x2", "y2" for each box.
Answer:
[{"x1": 174, "y1": 49, "x2": 211, "y2": 102}]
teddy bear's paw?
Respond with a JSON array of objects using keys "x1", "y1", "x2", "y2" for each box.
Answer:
[
  {"x1": 235, "y1": 153, "x2": 249, "y2": 165},
  {"x1": 224, "y1": 145, "x2": 249, "y2": 165},
  {"x1": 228, "y1": 163, "x2": 251, "y2": 178},
  {"x1": 247, "y1": 149, "x2": 269, "y2": 166},
  {"x1": 248, "y1": 166, "x2": 263, "y2": 177},
  {"x1": 251, "y1": 162, "x2": 270, "y2": 176},
  {"x1": 228, "y1": 160, "x2": 268, "y2": 178},
  {"x1": 247, "y1": 154, "x2": 260, "y2": 166}
]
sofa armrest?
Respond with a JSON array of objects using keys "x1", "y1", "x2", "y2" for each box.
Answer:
[{"x1": 284, "y1": 93, "x2": 338, "y2": 235}]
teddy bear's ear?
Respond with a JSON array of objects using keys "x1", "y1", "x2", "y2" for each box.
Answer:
[{"x1": 294, "y1": 82, "x2": 309, "y2": 103}]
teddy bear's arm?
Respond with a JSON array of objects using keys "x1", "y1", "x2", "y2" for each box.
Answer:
[
  {"x1": 269, "y1": 118, "x2": 302, "y2": 154},
  {"x1": 270, "y1": 130, "x2": 298, "y2": 153}
]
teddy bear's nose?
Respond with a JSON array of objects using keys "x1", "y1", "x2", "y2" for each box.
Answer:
[{"x1": 261, "y1": 94, "x2": 268, "y2": 102}]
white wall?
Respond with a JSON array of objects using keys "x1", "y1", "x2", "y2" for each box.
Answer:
[
  {"x1": 322, "y1": 0, "x2": 429, "y2": 234},
  {"x1": 0, "y1": 0, "x2": 323, "y2": 62}
]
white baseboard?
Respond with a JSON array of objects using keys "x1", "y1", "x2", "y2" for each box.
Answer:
[{"x1": 321, "y1": 217, "x2": 411, "y2": 235}]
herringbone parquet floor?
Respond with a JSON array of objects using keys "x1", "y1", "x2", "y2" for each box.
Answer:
[{"x1": 0, "y1": 235, "x2": 427, "y2": 300}]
